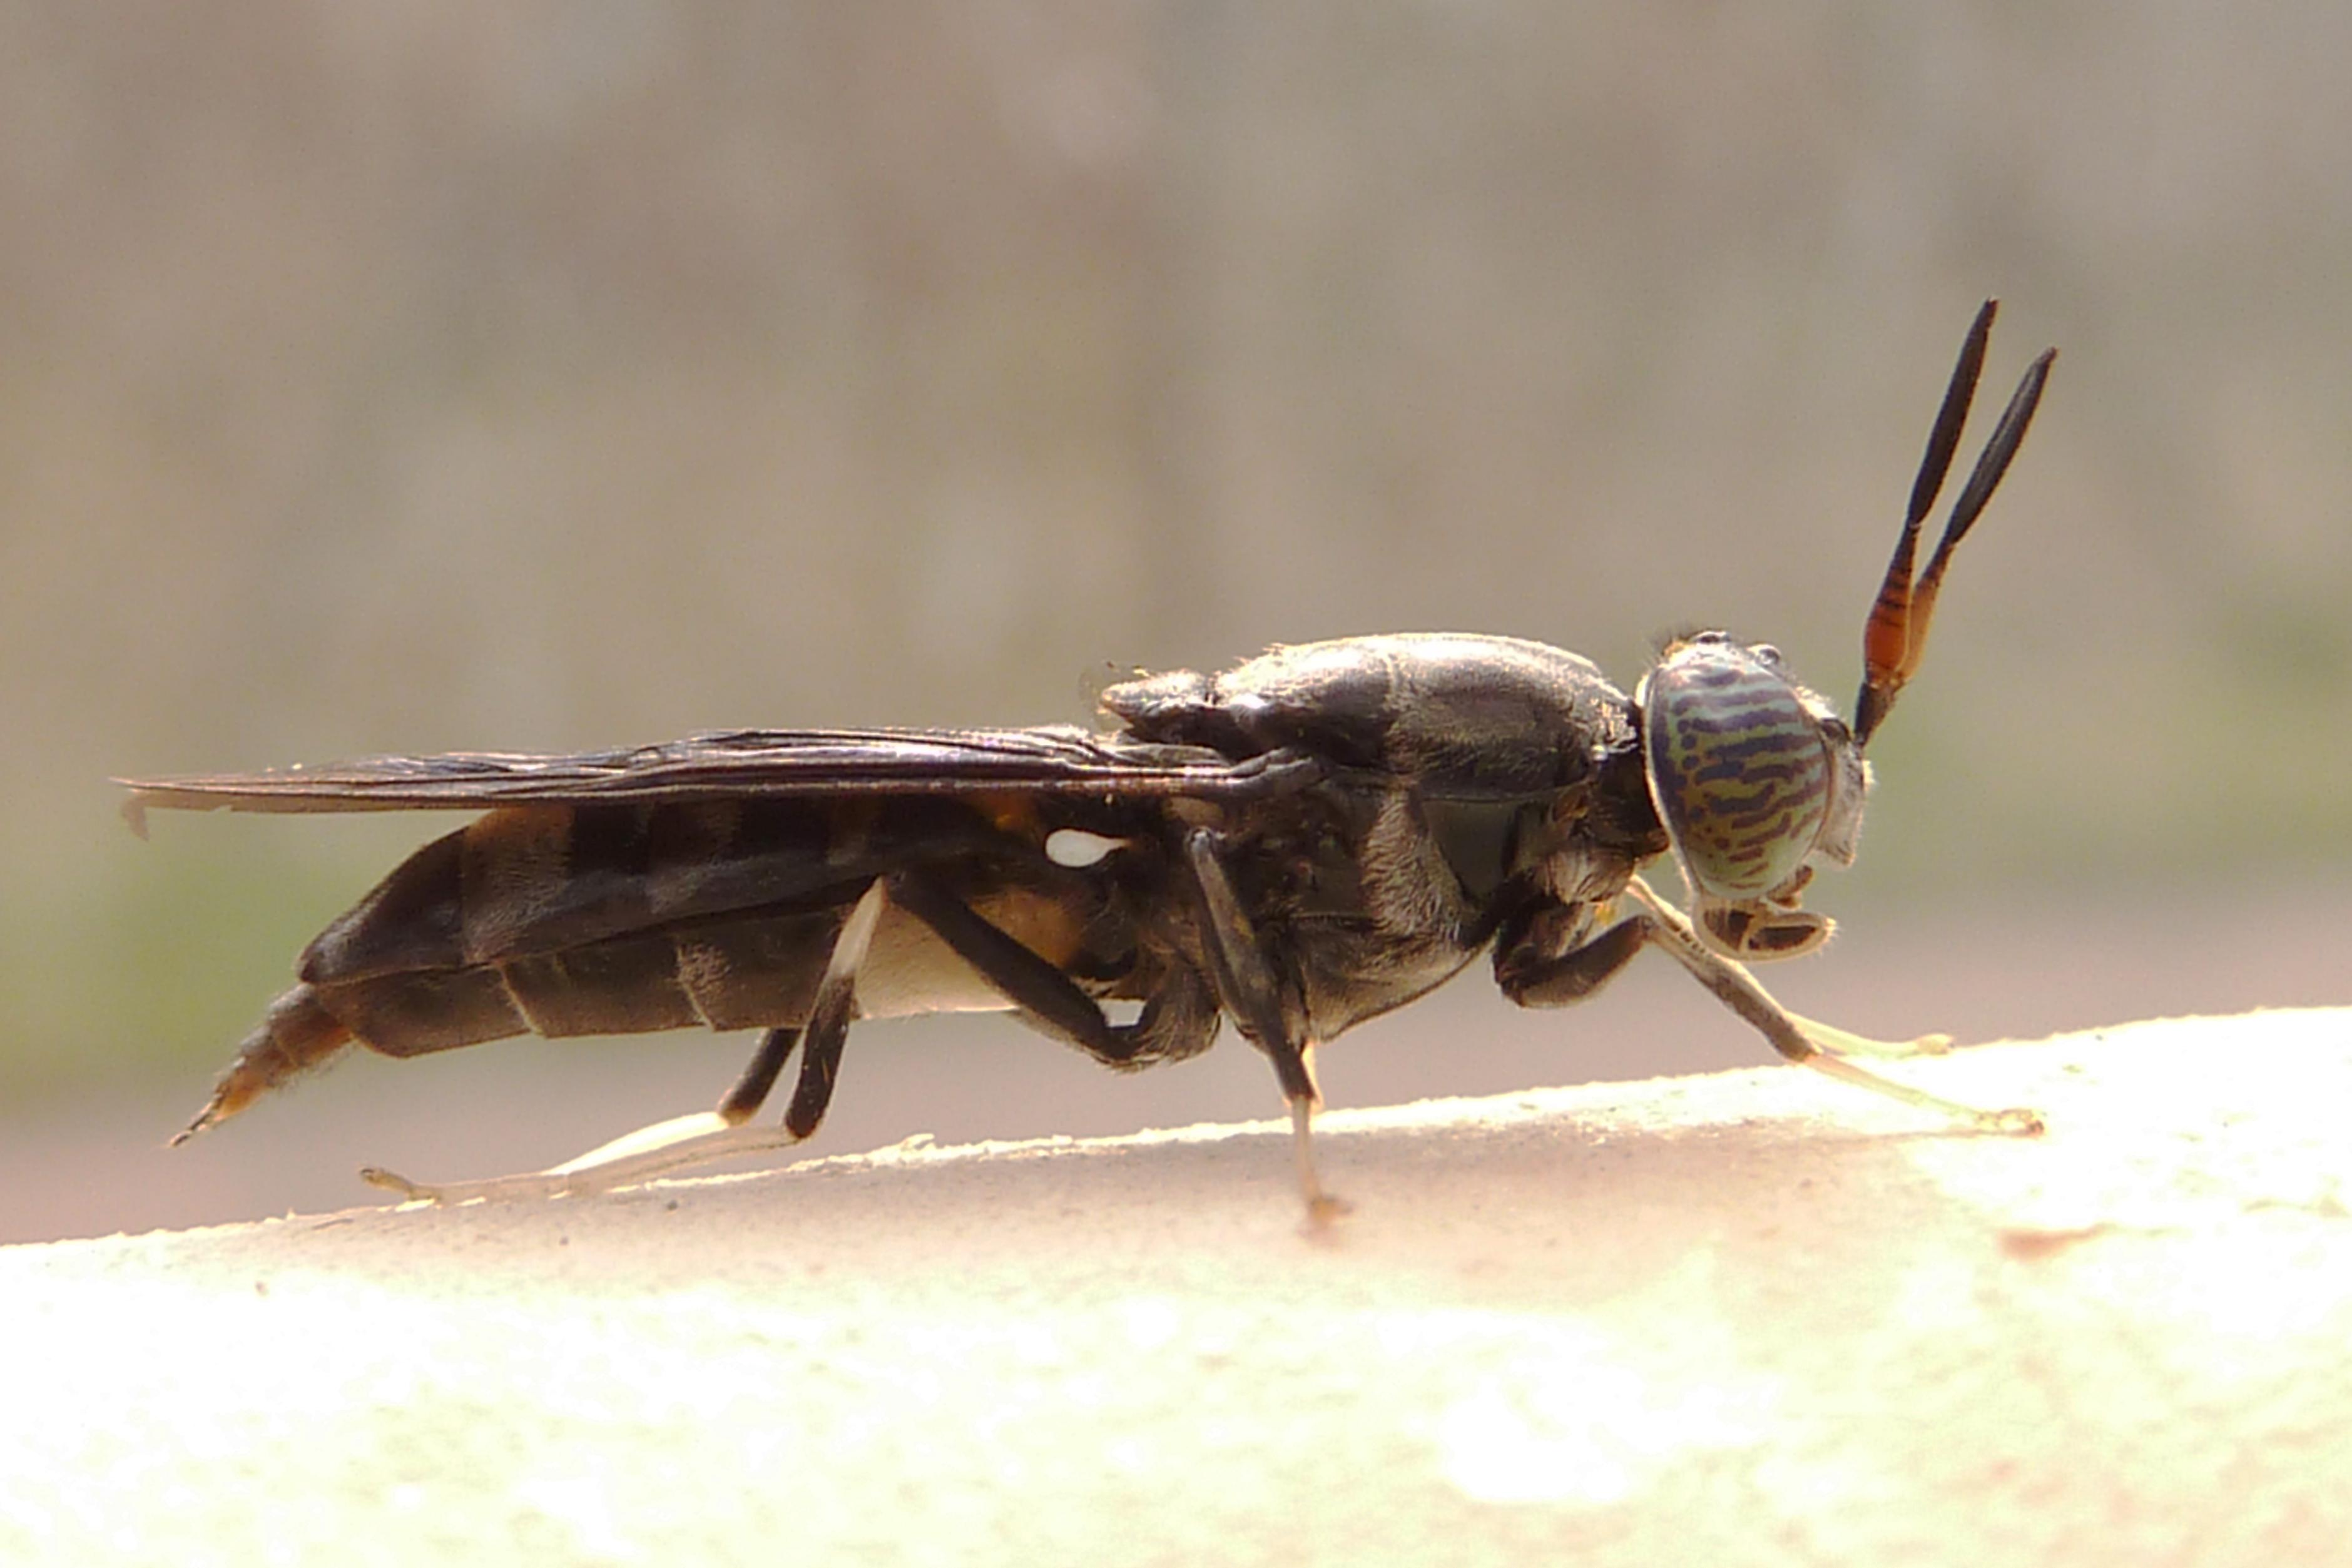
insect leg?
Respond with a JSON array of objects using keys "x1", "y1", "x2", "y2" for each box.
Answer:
[
  {"x1": 1781, "y1": 1014, "x2": 1952, "y2": 1060},
  {"x1": 715, "y1": 1027, "x2": 801, "y2": 1124},
  {"x1": 1182, "y1": 828, "x2": 1348, "y2": 1223},
  {"x1": 1493, "y1": 905, "x2": 1650, "y2": 1007},
  {"x1": 776, "y1": 878, "x2": 882, "y2": 1141},
  {"x1": 362, "y1": 881, "x2": 890, "y2": 1204},
  {"x1": 878, "y1": 869, "x2": 1216, "y2": 1067},
  {"x1": 1619, "y1": 877, "x2": 2041, "y2": 1134}
]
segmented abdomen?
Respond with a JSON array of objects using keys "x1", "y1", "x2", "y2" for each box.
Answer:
[{"x1": 298, "y1": 796, "x2": 1120, "y2": 1057}]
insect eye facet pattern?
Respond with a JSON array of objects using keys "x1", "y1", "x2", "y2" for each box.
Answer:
[
  {"x1": 1641, "y1": 632, "x2": 1851, "y2": 901},
  {"x1": 122, "y1": 302, "x2": 2055, "y2": 1220}
]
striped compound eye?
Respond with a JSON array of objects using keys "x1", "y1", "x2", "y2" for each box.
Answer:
[{"x1": 1638, "y1": 636, "x2": 1840, "y2": 906}]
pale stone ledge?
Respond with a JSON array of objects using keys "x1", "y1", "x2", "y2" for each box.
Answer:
[{"x1": 3, "y1": 1009, "x2": 2349, "y2": 1565}]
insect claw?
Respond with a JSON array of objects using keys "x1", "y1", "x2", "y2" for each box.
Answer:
[
  {"x1": 358, "y1": 1166, "x2": 433, "y2": 1201},
  {"x1": 1302, "y1": 1194, "x2": 1353, "y2": 1231}
]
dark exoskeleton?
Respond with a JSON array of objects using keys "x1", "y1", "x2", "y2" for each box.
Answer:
[{"x1": 123, "y1": 302, "x2": 2055, "y2": 1218}]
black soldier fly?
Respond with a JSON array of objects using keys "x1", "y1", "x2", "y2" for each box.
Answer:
[{"x1": 123, "y1": 301, "x2": 2054, "y2": 1220}]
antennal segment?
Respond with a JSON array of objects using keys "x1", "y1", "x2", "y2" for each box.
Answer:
[{"x1": 1854, "y1": 300, "x2": 2056, "y2": 746}]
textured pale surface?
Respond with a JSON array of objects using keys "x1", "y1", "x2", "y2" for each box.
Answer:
[{"x1": 4, "y1": 1010, "x2": 2351, "y2": 1565}]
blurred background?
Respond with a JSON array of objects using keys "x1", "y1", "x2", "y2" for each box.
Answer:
[{"x1": 2, "y1": 3, "x2": 2345, "y2": 1242}]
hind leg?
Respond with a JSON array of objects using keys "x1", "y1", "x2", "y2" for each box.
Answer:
[{"x1": 365, "y1": 880, "x2": 891, "y2": 1204}]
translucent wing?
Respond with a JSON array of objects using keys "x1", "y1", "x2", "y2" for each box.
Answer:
[{"x1": 119, "y1": 725, "x2": 1323, "y2": 831}]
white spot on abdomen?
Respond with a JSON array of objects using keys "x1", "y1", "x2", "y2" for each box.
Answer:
[{"x1": 1046, "y1": 828, "x2": 1125, "y2": 868}]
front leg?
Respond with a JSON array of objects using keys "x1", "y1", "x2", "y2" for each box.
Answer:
[
  {"x1": 1618, "y1": 877, "x2": 2041, "y2": 1134},
  {"x1": 1492, "y1": 899, "x2": 1648, "y2": 1007}
]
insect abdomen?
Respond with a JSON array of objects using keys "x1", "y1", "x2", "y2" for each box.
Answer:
[
  {"x1": 188, "y1": 795, "x2": 1129, "y2": 1131},
  {"x1": 312, "y1": 902, "x2": 845, "y2": 1055},
  {"x1": 180, "y1": 907, "x2": 843, "y2": 1138}
]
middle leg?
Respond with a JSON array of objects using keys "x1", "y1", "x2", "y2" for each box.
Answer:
[{"x1": 1181, "y1": 828, "x2": 1345, "y2": 1223}]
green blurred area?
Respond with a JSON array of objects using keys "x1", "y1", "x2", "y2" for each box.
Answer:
[
  {"x1": 3, "y1": 3, "x2": 2348, "y2": 1101},
  {"x1": 1, "y1": 822, "x2": 403, "y2": 1099}
]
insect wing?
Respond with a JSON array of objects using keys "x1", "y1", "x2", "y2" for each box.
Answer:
[{"x1": 119, "y1": 726, "x2": 1323, "y2": 825}]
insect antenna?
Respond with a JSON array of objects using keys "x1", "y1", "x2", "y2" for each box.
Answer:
[{"x1": 1854, "y1": 300, "x2": 2057, "y2": 746}]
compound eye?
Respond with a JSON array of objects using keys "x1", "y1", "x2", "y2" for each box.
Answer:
[{"x1": 1641, "y1": 639, "x2": 1834, "y2": 901}]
